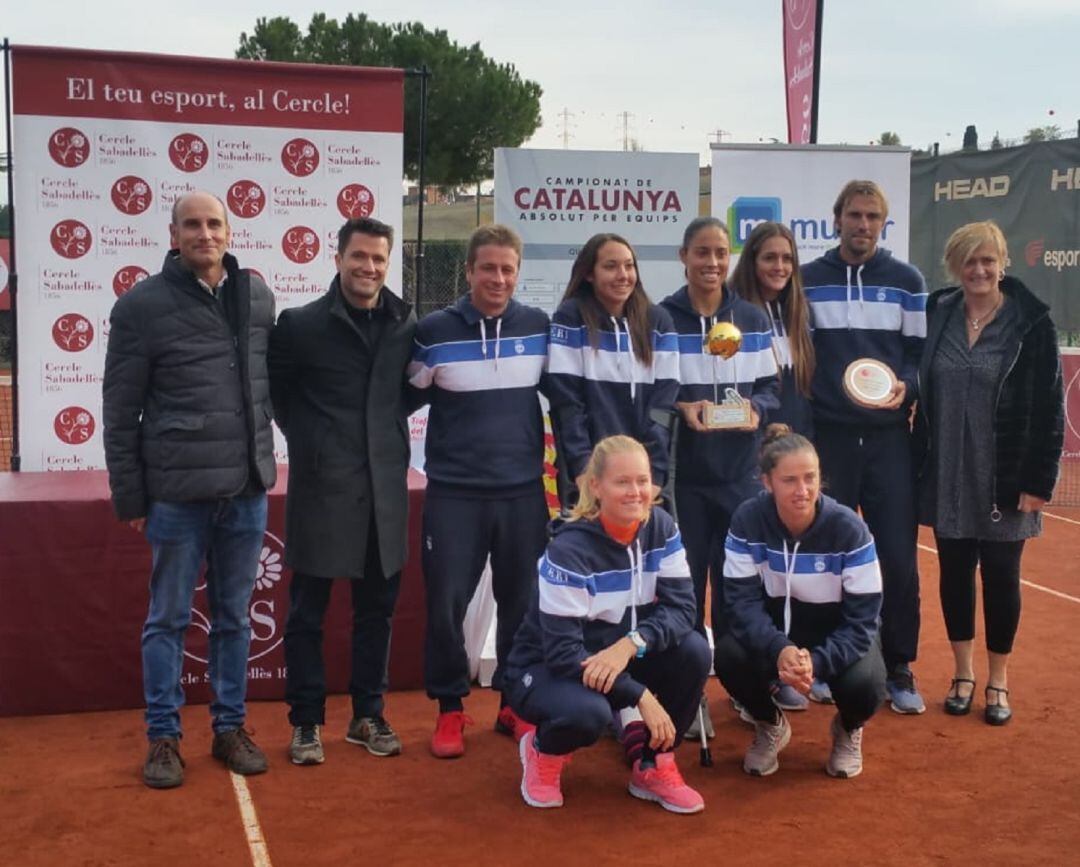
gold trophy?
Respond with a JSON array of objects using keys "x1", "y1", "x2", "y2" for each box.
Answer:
[{"x1": 703, "y1": 321, "x2": 752, "y2": 429}]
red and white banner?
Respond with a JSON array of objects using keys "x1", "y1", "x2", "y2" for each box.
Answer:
[
  {"x1": 782, "y1": 0, "x2": 820, "y2": 145},
  {"x1": 10, "y1": 46, "x2": 404, "y2": 471}
]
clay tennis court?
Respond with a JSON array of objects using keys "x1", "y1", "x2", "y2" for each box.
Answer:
[{"x1": 2, "y1": 512, "x2": 1077, "y2": 866}]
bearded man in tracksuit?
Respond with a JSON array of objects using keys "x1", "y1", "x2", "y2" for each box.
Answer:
[
  {"x1": 801, "y1": 180, "x2": 928, "y2": 714},
  {"x1": 408, "y1": 224, "x2": 550, "y2": 758}
]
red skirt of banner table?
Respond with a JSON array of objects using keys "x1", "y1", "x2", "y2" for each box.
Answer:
[{"x1": 0, "y1": 467, "x2": 427, "y2": 717}]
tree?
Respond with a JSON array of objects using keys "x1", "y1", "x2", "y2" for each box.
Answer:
[
  {"x1": 879, "y1": 131, "x2": 901, "y2": 146},
  {"x1": 962, "y1": 125, "x2": 978, "y2": 151},
  {"x1": 1024, "y1": 125, "x2": 1062, "y2": 143},
  {"x1": 237, "y1": 14, "x2": 542, "y2": 186}
]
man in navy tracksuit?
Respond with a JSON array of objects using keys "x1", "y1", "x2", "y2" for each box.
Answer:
[
  {"x1": 801, "y1": 180, "x2": 928, "y2": 713},
  {"x1": 408, "y1": 225, "x2": 550, "y2": 757}
]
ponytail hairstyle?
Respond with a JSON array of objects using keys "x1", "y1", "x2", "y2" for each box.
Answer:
[
  {"x1": 561, "y1": 233, "x2": 654, "y2": 366},
  {"x1": 729, "y1": 221, "x2": 815, "y2": 397},
  {"x1": 568, "y1": 435, "x2": 654, "y2": 524},
  {"x1": 758, "y1": 423, "x2": 816, "y2": 476}
]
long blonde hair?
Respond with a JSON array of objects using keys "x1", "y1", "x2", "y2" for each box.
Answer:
[{"x1": 568, "y1": 435, "x2": 653, "y2": 523}]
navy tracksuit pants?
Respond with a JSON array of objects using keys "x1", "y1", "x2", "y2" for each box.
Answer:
[
  {"x1": 676, "y1": 476, "x2": 761, "y2": 639},
  {"x1": 422, "y1": 482, "x2": 549, "y2": 703},
  {"x1": 814, "y1": 421, "x2": 920, "y2": 669},
  {"x1": 505, "y1": 631, "x2": 711, "y2": 756},
  {"x1": 714, "y1": 631, "x2": 887, "y2": 732}
]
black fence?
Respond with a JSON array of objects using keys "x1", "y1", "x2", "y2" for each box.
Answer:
[{"x1": 401, "y1": 240, "x2": 468, "y2": 318}]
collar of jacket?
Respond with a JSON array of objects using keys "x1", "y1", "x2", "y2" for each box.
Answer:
[
  {"x1": 162, "y1": 249, "x2": 242, "y2": 294},
  {"x1": 327, "y1": 274, "x2": 412, "y2": 323}
]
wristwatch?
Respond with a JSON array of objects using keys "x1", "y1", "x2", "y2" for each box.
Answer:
[{"x1": 627, "y1": 630, "x2": 647, "y2": 658}]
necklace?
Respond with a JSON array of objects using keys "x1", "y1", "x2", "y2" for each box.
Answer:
[{"x1": 966, "y1": 292, "x2": 1003, "y2": 331}]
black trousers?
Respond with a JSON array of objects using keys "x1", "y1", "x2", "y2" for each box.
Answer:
[
  {"x1": 713, "y1": 631, "x2": 886, "y2": 732},
  {"x1": 675, "y1": 476, "x2": 760, "y2": 638},
  {"x1": 284, "y1": 528, "x2": 401, "y2": 726},
  {"x1": 422, "y1": 485, "x2": 549, "y2": 701},
  {"x1": 506, "y1": 631, "x2": 711, "y2": 756},
  {"x1": 815, "y1": 421, "x2": 920, "y2": 669},
  {"x1": 935, "y1": 534, "x2": 1025, "y2": 654}
]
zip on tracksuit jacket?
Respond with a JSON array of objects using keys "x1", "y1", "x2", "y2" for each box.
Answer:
[
  {"x1": 723, "y1": 491, "x2": 883, "y2": 682},
  {"x1": 547, "y1": 298, "x2": 679, "y2": 483},
  {"x1": 408, "y1": 294, "x2": 549, "y2": 492},
  {"x1": 763, "y1": 299, "x2": 814, "y2": 437},
  {"x1": 506, "y1": 507, "x2": 695, "y2": 707},
  {"x1": 660, "y1": 286, "x2": 780, "y2": 486},
  {"x1": 801, "y1": 247, "x2": 927, "y2": 427}
]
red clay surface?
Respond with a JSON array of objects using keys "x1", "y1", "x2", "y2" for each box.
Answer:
[{"x1": 2, "y1": 512, "x2": 1078, "y2": 866}]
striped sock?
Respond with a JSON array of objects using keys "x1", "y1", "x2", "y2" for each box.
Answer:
[{"x1": 622, "y1": 720, "x2": 648, "y2": 766}]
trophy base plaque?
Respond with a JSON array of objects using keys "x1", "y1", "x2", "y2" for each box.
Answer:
[{"x1": 705, "y1": 396, "x2": 753, "y2": 430}]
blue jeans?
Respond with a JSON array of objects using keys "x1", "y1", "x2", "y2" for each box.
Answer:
[{"x1": 142, "y1": 494, "x2": 267, "y2": 740}]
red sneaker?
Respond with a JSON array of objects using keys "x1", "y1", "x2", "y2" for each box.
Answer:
[
  {"x1": 495, "y1": 706, "x2": 536, "y2": 743},
  {"x1": 430, "y1": 710, "x2": 472, "y2": 758},
  {"x1": 519, "y1": 731, "x2": 569, "y2": 808},
  {"x1": 629, "y1": 753, "x2": 704, "y2": 814}
]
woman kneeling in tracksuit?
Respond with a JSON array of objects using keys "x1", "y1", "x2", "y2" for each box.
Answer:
[
  {"x1": 504, "y1": 435, "x2": 711, "y2": 812},
  {"x1": 715, "y1": 425, "x2": 887, "y2": 779}
]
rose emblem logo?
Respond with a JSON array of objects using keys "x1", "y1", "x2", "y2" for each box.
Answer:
[
  {"x1": 50, "y1": 220, "x2": 92, "y2": 259},
  {"x1": 281, "y1": 138, "x2": 320, "y2": 177},
  {"x1": 282, "y1": 226, "x2": 320, "y2": 264},
  {"x1": 185, "y1": 530, "x2": 290, "y2": 664},
  {"x1": 113, "y1": 265, "x2": 150, "y2": 297},
  {"x1": 48, "y1": 127, "x2": 90, "y2": 168},
  {"x1": 336, "y1": 184, "x2": 376, "y2": 219},
  {"x1": 54, "y1": 406, "x2": 95, "y2": 444},
  {"x1": 169, "y1": 133, "x2": 208, "y2": 173},
  {"x1": 111, "y1": 176, "x2": 152, "y2": 215},
  {"x1": 226, "y1": 180, "x2": 266, "y2": 219},
  {"x1": 51, "y1": 314, "x2": 94, "y2": 352}
]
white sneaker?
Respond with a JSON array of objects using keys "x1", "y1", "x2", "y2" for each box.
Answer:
[
  {"x1": 743, "y1": 711, "x2": 791, "y2": 776},
  {"x1": 825, "y1": 714, "x2": 864, "y2": 779}
]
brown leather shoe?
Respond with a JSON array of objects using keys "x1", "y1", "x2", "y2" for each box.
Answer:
[
  {"x1": 212, "y1": 728, "x2": 268, "y2": 775},
  {"x1": 143, "y1": 737, "x2": 185, "y2": 789}
]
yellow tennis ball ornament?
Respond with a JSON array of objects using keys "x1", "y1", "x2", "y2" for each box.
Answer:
[{"x1": 704, "y1": 321, "x2": 742, "y2": 359}]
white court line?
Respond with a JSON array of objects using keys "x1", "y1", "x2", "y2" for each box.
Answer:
[
  {"x1": 230, "y1": 772, "x2": 273, "y2": 867},
  {"x1": 1043, "y1": 510, "x2": 1080, "y2": 527},
  {"x1": 918, "y1": 542, "x2": 1080, "y2": 605}
]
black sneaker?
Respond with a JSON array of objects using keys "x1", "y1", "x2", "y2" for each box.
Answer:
[
  {"x1": 143, "y1": 737, "x2": 185, "y2": 789},
  {"x1": 212, "y1": 728, "x2": 269, "y2": 775},
  {"x1": 346, "y1": 715, "x2": 402, "y2": 757}
]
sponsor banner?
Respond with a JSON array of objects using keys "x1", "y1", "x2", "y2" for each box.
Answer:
[
  {"x1": 710, "y1": 144, "x2": 911, "y2": 267},
  {"x1": 0, "y1": 239, "x2": 9, "y2": 311},
  {"x1": 910, "y1": 138, "x2": 1080, "y2": 330},
  {"x1": 10, "y1": 46, "x2": 404, "y2": 470},
  {"x1": 1062, "y1": 349, "x2": 1080, "y2": 459},
  {"x1": 493, "y1": 148, "x2": 700, "y2": 310},
  {"x1": 782, "y1": 0, "x2": 820, "y2": 145}
]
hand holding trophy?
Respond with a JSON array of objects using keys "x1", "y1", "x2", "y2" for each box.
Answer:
[{"x1": 702, "y1": 321, "x2": 754, "y2": 429}]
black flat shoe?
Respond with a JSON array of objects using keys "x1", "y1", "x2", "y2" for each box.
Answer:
[
  {"x1": 944, "y1": 677, "x2": 975, "y2": 716},
  {"x1": 984, "y1": 686, "x2": 1012, "y2": 726}
]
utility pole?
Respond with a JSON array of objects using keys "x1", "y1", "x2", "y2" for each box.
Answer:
[
  {"x1": 617, "y1": 111, "x2": 634, "y2": 151},
  {"x1": 557, "y1": 108, "x2": 575, "y2": 149}
]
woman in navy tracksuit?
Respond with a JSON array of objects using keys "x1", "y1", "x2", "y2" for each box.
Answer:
[
  {"x1": 547, "y1": 233, "x2": 680, "y2": 505},
  {"x1": 714, "y1": 425, "x2": 886, "y2": 779},
  {"x1": 505, "y1": 435, "x2": 711, "y2": 813},
  {"x1": 660, "y1": 217, "x2": 780, "y2": 726}
]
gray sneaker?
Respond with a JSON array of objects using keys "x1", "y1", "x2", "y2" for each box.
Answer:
[
  {"x1": 346, "y1": 715, "x2": 402, "y2": 757},
  {"x1": 211, "y1": 728, "x2": 269, "y2": 775},
  {"x1": 143, "y1": 737, "x2": 184, "y2": 789},
  {"x1": 887, "y1": 665, "x2": 927, "y2": 715},
  {"x1": 684, "y1": 696, "x2": 715, "y2": 740},
  {"x1": 289, "y1": 724, "x2": 325, "y2": 765},
  {"x1": 743, "y1": 711, "x2": 791, "y2": 777},
  {"x1": 825, "y1": 714, "x2": 864, "y2": 779}
]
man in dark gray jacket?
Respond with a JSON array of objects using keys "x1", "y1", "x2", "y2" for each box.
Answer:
[
  {"x1": 103, "y1": 191, "x2": 276, "y2": 789},
  {"x1": 268, "y1": 217, "x2": 417, "y2": 766}
]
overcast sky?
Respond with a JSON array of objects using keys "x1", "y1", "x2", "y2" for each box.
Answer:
[{"x1": 3, "y1": 0, "x2": 1078, "y2": 166}]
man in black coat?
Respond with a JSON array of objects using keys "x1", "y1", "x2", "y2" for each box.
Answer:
[
  {"x1": 103, "y1": 191, "x2": 276, "y2": 789},
  {"x1": 269, "y1": 217, "x2": 417, "y2": 765}
]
